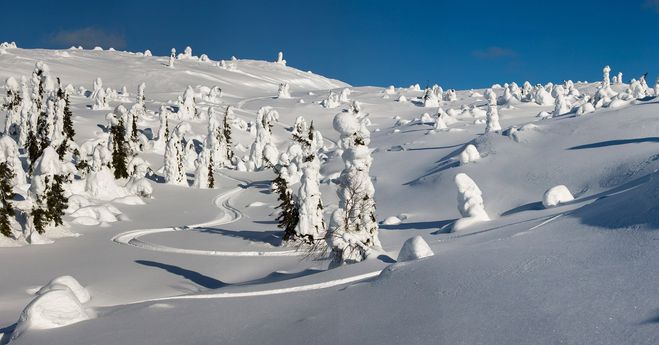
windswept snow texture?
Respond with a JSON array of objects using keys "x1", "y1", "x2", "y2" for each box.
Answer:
[{"x1": 0, "y1": 47, "x2": 658, "y2": 345}]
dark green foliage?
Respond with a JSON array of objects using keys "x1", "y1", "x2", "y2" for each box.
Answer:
[
  {"x1": 222, "y1": 107, "x2": 234, "y2": 161},
  {"x1": 32, "y1": 207, "x2": 47, "y2": 234},
  {"x1": 0, "y1": 163, "x2": 16, "y2": 237},
  {"x1": 273, "y1": 169, "x2": 299, "y2": 241},
  {"x1": 56, "y1": 139, "x2": 68, "y2": 160},
  {"x1": 45, "y1": 174, "x2": 68, "y2": 227},
  {"x1": 26, "y1": 130, "x2": 40, "y2": 173},
  {"x1": 208, "y1": 155, "x2": 215, "y2": 189},
  {"x1": 131, "y1": 112, "x2": 139, "y2": 143},
  {"x1": 62, "y1": 95, "x2": 75, "y2": 141},
  {"x1": 111, "y1": 118, "x2": 129, "y2": 179}
]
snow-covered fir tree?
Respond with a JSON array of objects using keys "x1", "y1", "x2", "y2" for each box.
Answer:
[
  {"x1": 0, "y1": 161, "x2": 16, "y2": 237},
  {"x1": 125, "y1": 155, "x2": 152, "y2": 197},
  {"x1": 222, "y1": 106, "x2": 234, "y2": 165},
  {"x1": 277, "y1": 83, "x2": 291, "y2": 98},
  {"x1": 453, "y1": 173, "x2": 490, "y2": 231},
  {"x1": 110, "y1": 116, "x2": 129, "y2": 179},
  {"x1": 0, "y1": 135, "x2": 26, "y2": 187},
  {"x1": 169, "y1": 48, "x2": 176, "y2": 68},
  {"x1": 193, "y1": 146, "x2": 212, "y2": 189},
  {"x1": 273, "y1": 164, "x2": 299, "y2": 242},
  {"x1": 485, "y1": 104, "x2": 501, "y2": 133},
  {"x1": 29, "y1": 146, "x2": 69, "y2": 234},
  {"x1": 178, "y1": 86, "x2": 197, "y2": 119},
  {"x1": 91, "y1": 77, "x2": 109, "y2": 110},
  {"x1": 275, "y1": 51, "x2": 286, "y2": 65},
  {"x1": 3, "y1": 77, "x2": 21, "y2": 138},
  {"x1": 423, "y1": 88, "x2": 440, "y2": 107},
  {"x1": 163, "y1": 130, "x2": 185, "y2": 185},
  {"x1": 326, "y1": 112, "x2": 380, "y2": 265},
  {"x1": 294, "y1": 155, "x2": 325, "y2": 244}
]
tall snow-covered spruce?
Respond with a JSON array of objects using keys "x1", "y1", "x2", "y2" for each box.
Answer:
[{"x1": 326, "y1": 110, "x2": 380, "y2": 265}]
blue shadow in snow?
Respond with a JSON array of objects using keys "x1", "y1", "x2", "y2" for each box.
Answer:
[
  {"x1": 568, "y1": 137, "x2": 659, "y2": 150},
  {"x1": 135, "y1": 260, "x2": 227, "y2": 289},
  {"x1": 380, "y1": 219, "x2": 455, "y2": 231}
]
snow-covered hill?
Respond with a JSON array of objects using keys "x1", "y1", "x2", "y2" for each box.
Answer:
[{"x1": 0, "y1": 46, "x2": 657, "y2": 344}]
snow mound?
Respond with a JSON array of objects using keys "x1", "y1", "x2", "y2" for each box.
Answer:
[
  {"x1": 70, "y1": 205, "x2": 119, "y2": 223},
  {"x1": 459, "y1": 144, "x2": 480, "y2": 164},
  {"x1": 113, "y1": 195, "x2": 146, "y2": 205},
  {"x1": 12, "y1": 289, "x2": 91, "y2": 340},
  {"x1": 36, "y1": 275, "x2": 90, "y2": 303},
  {"x1": 542, "y1": 185, "x2": 574, "y2": 208},
  {"x1": 382, "y1": 216, "x2": 402, "y2": 226},
  {"x1": 397, "y1": 236, "x2": 434, "y2": 262}
]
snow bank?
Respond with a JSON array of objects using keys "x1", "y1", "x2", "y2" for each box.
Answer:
[
  {"x1": 397, "y1": 236, "x2": 434, "y2": 262},
  {"x1": 12, "y1": 288, "x2": 91, "y2": 340},
  {"x1": 542, "y1": 185, "x2": 574, "y2": 208},
  {"x1": 459, "y1": 144, "x2": 480, "y2": 164},
  {"x1": 36, "y1": 276, "x2": 90, "y2": 303},
  {"x1": 382, "y1": 216, "x2": 402, "y2": 226}
]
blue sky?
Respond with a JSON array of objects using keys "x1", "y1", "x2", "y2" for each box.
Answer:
[{"x1": 3, "y1": 0, "x2": 659, "y2": 89}]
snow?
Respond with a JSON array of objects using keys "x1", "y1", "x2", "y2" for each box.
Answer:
[
  {"x1": 542, "y1": 185, "x2": 575, "y2": 208},
  {"x1": 396, "y1": 235, "x2": 434, "y2": 261},
  {"x1": 0, "y1": 48, "x2": 658, "y2": 345},
  {"x1": 12, "y1": 288, "x2": 91, "y2": 341},
  {"x1": 36, "y1": 276, "x2": 90, "y2": 304},
  {"x1": 459, "y1": 144, "x2": 480, "y2": 164}
]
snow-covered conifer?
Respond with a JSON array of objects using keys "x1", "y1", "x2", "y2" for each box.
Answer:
[
  {"x1": 163, "y1": 131, "x2": 185, "y2": 185},
  {"x1": 275, "y1": 51, "x2": 286, "y2": 65},
  {"x1": 0, "y1": 136, "x2": 26, "y2": 186},
  {"x1": 553, "y1": 93, "x2": 571, "y2": 116},
  {"x1": 602, "y1": 65, "x2": 611, "y2": 88},
  {"x1": 248, "y1": 110, "x2": 273, "y2": 170},
  {"x1": 617, "y1": 72, "x2": 623, "y2": 85},
  {"x1": 444, "y1": 89, "x2": 457, "y2": 102},
  {"x1": 459, "y1": 144, "x2": 480, "y2": 164},
  {"x1": 222, "y1": 106, "x2": 234, "y2": 164},
  {"x1": 178, "y1": 86, "x2": 197, "y2": 119},
  {"x1": 326, "y1": 110, "x2": 380, "y2": 264},
  {"x1": 294, "y1": 156, "x2": 325, "y2": 243},
  {"x1": 322, "y1": 91, "x2": 340, "y2": 108},
  {"x1": 169, "y1": 48, "x2": 176, "y2": 68},
  {"x1": 453, "y1": 173, "x2": 490, "y2": 231},
  {"x1": 485, "y1": 104, "x2": 501, "y2": 133},
  {"x1": 193, "y1": 147, "x2": 211, "y2": 189},
  {"x1": 423, "y1": 88, "x2": 439, "y2": 107},
  {"x1": 0, "y1": 161, "x2": 16, "y2": 237},
  {"x1": 273, "y1": 164, "x2": 298, "y2": 241},
  {"x1": 110, "y1": 116, "x2": 129, "y2": 179},
  {"x1": 3, "y1": 77, "x2": 22, "y2": 138},
  {"x1": 125, "y1": 156, "x2": 152, "y2": 197},
  {"x1": 339, "y1": 88, "x2": 351, "y2": 102},
  {"x1": 277, "y1": 83, "x2": 291, "y2": 98},
  {"x1": 30, "y1": 147, "x2": 69, "y2": 233}
]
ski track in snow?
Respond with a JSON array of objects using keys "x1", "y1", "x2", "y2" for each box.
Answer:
[{"x1": 112, "y1": 172, "x2": 307, "y2": 257}]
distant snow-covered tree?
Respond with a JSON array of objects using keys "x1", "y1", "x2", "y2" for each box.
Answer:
[
  {"x1": 485, "y1": 104, "x2": 501, "y2": 133},
  {"x1": 163, "y1": 131, "x2": 185, "y2": 185},
  {"x1": 423, "y1": 88, "x2": 439, "y2": 107},
  {"x1": 277, "y1": 83, "x2": 291, "y2": 99},
  {"x1": 169, "y1": 48, "x2": 176, "y2": 68},
  {"x1": 29, "y1": 146, "x2": 69, "y2": 233},
  {"x1": 0, "y1": 136, "x2": 26, "y2": 187},
  {"x1": 294, "y1": 156, "x2": 325, "y2": 244},
  {"x1": 453, "y1": 173, "x2": 490, "y2": 231},
  {"x1": 178, "y1": 86, "x2": 197, "y2": 119},
  {"x1": 275, "y1": 51, "x2": 286, "y2": 65},
  {"x1": 110, "y1": 117, "x2": 129, "y2": 179},
  {"x1": 91, "y1": 77, "x2": 109, "y2": 110}
]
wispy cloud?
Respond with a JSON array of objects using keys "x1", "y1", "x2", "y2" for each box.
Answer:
[
  {"x1": 472, "y1": 46, "x2": 518, "y2": 60},
  {"x1": 49, "y1": 27, "x2": 126, "y2": 49},
  {"x1": 643, "y1": 0, "x2": 659, "y2": 12}
]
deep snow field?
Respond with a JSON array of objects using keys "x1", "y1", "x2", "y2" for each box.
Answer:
[{"x1": 0, "y1": 45, "x2": 658, "y2": 344}]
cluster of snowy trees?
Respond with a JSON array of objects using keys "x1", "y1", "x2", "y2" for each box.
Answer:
[{"x1": 0, "y1": 63, "x2": 161, "y2": 242}]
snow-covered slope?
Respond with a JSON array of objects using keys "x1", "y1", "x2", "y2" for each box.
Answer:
[{"x1": 0, "y1": 47, "x2": 658, "y2": 344}]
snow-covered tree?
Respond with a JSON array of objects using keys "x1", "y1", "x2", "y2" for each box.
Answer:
[
  {"x1": 85, "y1": 143, "x2": 126, "y2": 200},
  {"x1": 423, "y1": 88, "x2": 439, "y2": 107},
  {"x1": 294, "y1": 156, "x2": 325, "y2": 244},
  {"x1": 248, "y1": 111, "x2": 272, "y2": 170},
  {"x1": 273, "y1": 165, "x2": 298, "y2": 242},
  {"x1": 277, "y1": 83, "x2": 291, "y2": 99},
  {"x1": 444, "y1": 89, "x2": 457, "y2": 102},
  {"x1": 534, "y1": 86, "x2": 555, "y2": 106},
  {"x1": 0, "y1": 162, "x2": 16, "y2": 237},
  {"x1": 169, "y1": 48, "x2": 176, "y2": 68},
  {"x1": 163, "y1": 131, "x2": 185, "y2": 185},
  {"x1": 321, "y1": 91, "x2": 340, "y2": 108},
  {"x1": 339, "y1": 88, "x2": 351, "y2": 102},
  {"x1": 178, "y1": 86, "x2": 197, "y2": 119},
  {"x1": 125, "y1": 155, "x2": 152, "y2": 197},
  {"x1": 617, "y1": 72, "x2": 623, "y2": 85},
  {"x1": 602, "y1": 65, "x2": 611, "y2": 88},
  {"x1": 193, "y1": 146, "x2": 211, "y2": 189},
  {"x1": 485, "y1": 104, "x2": 501, "y2": 133},
  {"x1": 110, "y1": 116, "x2": 129, "y2": 179},
  {"x1": 29, "y1": 147, "x2": 69, "y2": 234},
  {"x1": 0, "y1": 135, "x2": 26, "y2": 187},
  {"x1": 156, "y1": 105, "x2": 170, "y2": 148},
  {"x1": 91, "y1": 77, "x2": 109, "y2": 110},
  {"x1": 3, "y1": 77, "x2": 22, "y2": 138},
  {"x1": 137, "y1": 82, "x2": 146, "y2": 105},
  {"x1": 553, "y1": 93, "x2": 571, "y2": 116},
  {"x1": 453, "y1": 173, "x2": 490, "y2": 231},
  {"x1": 205, "y1": 86, "x2": 222, "y2": 103},
  {"x1": 326, "y1": 110, "x2": 380, "y2": 265},
  {"x1": 222, "y1": 106, "x2": 234, "y2": 164},
  {"x1": 275, "y1": 51, "x2": 286, "y2": 65}
]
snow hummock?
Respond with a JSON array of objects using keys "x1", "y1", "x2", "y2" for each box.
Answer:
[
  {"x1": 542, "y1": 185, "x2": 575, "y2": 208},
  {"x1": 36, "y1": 275, "x2": 91, "y2": 304},
  {"x1": 459, "y1": 144, "x2": 480, "y2": 164},
  {"x1": 397, "y1": 235, "x2": 434, "y2": 262}
]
